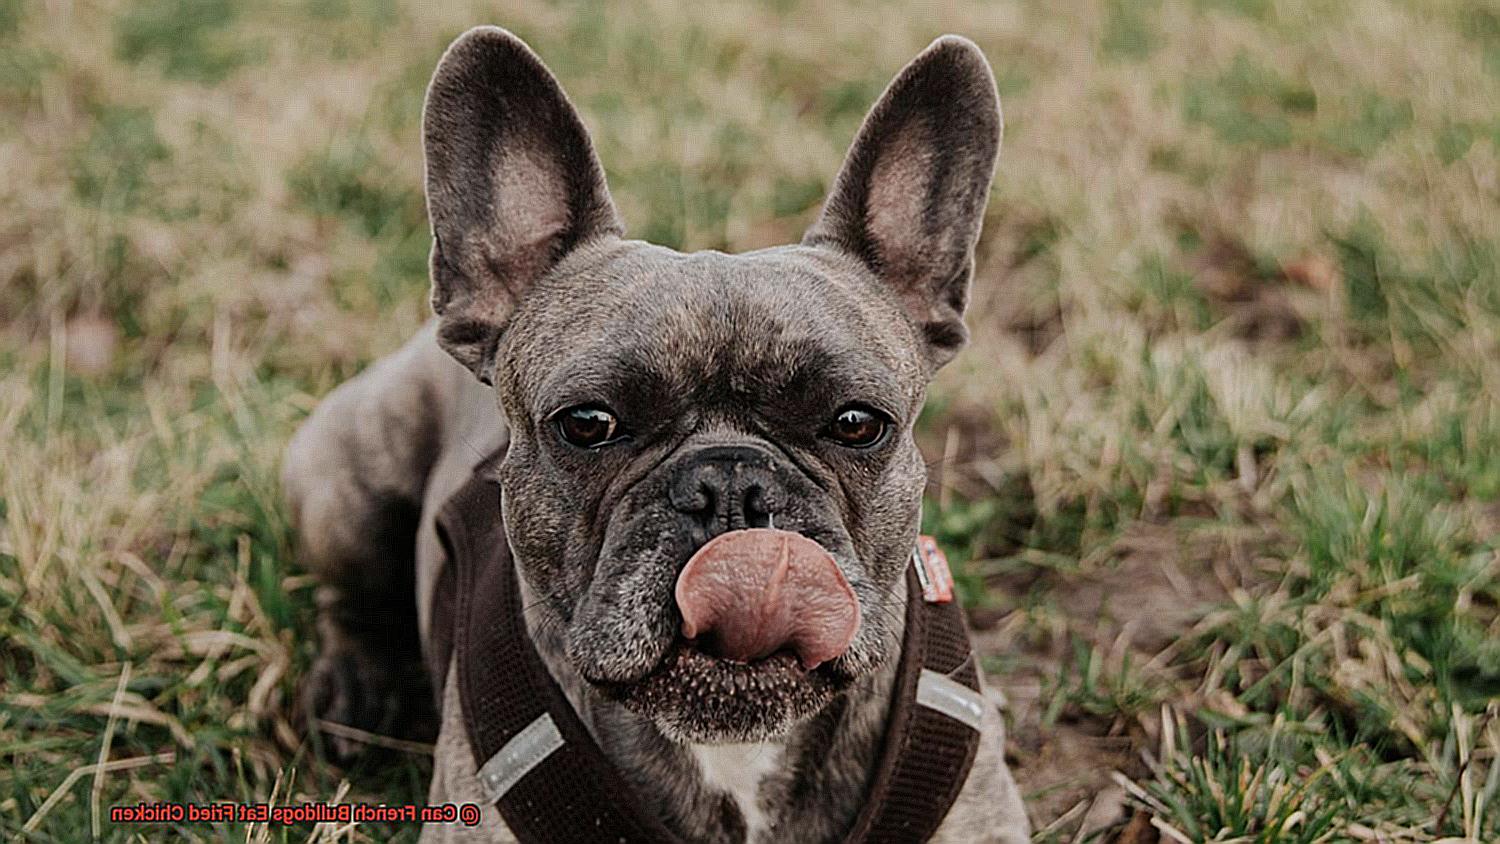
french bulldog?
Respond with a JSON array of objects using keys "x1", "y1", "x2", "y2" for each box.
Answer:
[{"x1": 283, "y1": 25, "x2": 1028, "y2": 843}]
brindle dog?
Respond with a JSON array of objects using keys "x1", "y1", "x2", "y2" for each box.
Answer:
[{"x1": 284, "y1": 26, "x2": 1029, "y2": 843}]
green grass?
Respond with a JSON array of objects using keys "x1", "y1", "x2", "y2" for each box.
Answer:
[
  {"x1": 113, "y1": 0, "x2": 256, "y2": 84},
  {"x1": 3, "y1": 0, "x2": 1499, "y2": 841}
]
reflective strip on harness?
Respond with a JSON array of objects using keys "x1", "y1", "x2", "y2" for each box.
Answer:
[
  {"x1": 915, "y1": 669, "x2": 985, "y2": 731},
  {"x1": 475, "y1": 712, "x2": 565, "y2": 803}
]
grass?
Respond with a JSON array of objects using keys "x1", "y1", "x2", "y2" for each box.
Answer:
[{"x1": 2, "y1": 0, "x2": 1498, "y2": 841}]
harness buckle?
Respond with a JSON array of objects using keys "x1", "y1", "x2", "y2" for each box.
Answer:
[{"x1": 911, "y1": 535, "x2": 955, "y2": 604}]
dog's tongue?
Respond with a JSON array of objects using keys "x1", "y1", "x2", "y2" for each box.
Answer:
[{"x1": 675, "y1": 528, "x2": 860, "y2": 669}]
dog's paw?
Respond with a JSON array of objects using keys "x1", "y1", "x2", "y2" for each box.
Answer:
[{"x1": 299, "y1": 634, "x2": 436, "y2": 763}]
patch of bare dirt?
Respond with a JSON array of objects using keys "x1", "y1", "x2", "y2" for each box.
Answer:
[
  {"x1": 972, "y1": 522, "x2": 1272, "y2": 838},
  {"x1": 971, "y1": 206, "x2": 1067, "y2": 358},
  {"x1": 1188, "y1": 232, "x2": 1308, "y2": 344},
  {"x1": 915, "y1": 401, "x2": 1018, "y2": 508}
]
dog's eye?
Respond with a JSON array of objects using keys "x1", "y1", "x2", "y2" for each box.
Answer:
[
  {"x1": 555, "y1": 405, "x2": 623, "y2": 448},
  {"x1": 821, "y1": 405, "x2": 890, "y2": 449}
]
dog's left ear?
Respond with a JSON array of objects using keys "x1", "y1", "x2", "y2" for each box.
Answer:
[
  {"x1": 803, "y1": 36, "x2": 1002, "y2": 370},
  {"x1": 423, "y1": 26, "x2": 622, "y2": 383}
]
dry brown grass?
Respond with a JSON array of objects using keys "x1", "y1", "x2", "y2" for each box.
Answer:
[{"x1": 3, "y1": 0, "x2": 1499, "y2": 840}]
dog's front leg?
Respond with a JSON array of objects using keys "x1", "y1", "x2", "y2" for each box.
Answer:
[{"x1": 283, "y1": 325, "x2": 452, "y2": 759}]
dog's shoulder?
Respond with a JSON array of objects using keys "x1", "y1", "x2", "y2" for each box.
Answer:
[
  {"x1": 423, "y1": 659, "x2": 520, "y2": 843},
  {"x1": 931, "y1": 683, "x2": 1030, "y2": 843}
]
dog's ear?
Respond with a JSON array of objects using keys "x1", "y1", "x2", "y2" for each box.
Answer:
[
  {"x1": 423, "y1": 26, "x2": 622, "y2": 382},
  {"x1": 803, "y1": 36, "x2": 1002, "y2": 369}
]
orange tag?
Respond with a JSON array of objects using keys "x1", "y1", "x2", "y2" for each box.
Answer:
[{"x1": 911, "y1": 535, "x2": 954, "y2": 604}]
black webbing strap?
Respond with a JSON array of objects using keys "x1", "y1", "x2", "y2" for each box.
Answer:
[
  {"x1": 439, "y1": 468, "x2": 680, "y2": 843},
  {"x1": 842, "y1": 567, "x2": 982, "y2": 843},
  {"x1": 432, "y1": 461, "x2": 981, "y2": 843}
]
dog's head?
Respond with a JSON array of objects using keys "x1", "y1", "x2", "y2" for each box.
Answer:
[{"x1": 422, "y1": 27, "x2": 1001, "y2": 742}]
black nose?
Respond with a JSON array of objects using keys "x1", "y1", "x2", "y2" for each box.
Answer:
[{"x1": 668, "y1": 445, "x2": 782, "y2": 539}]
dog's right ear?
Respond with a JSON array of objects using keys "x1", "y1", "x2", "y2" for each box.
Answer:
[{"x1": 423, "y1": 26, "x2": 622, "y2": 383}]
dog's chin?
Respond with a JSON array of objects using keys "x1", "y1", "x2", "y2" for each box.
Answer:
[{"x1": 591, "y1": 641, "x2": 850, "y2": 743}]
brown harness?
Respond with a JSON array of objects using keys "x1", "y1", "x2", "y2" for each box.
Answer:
[{"x1": 430, "y1": 457, "x2": 984, "y2": 843}]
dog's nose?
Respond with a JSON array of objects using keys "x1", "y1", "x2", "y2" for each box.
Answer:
[{"x1": 668, "y1": 445, "x2": 780, "y2": 538}]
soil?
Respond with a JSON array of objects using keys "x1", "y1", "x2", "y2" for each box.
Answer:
[{"x1": 971, "y1": 522, "x2": 1262, "y2": 840}]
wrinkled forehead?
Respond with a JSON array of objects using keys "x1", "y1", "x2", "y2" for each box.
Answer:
[{"x1": 501, "y1": 242, "x2": 927, "y2": 413}]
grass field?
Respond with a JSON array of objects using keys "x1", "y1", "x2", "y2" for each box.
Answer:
[{"x1": 3, "y1": 0, "x2": 1499, "y2": 841}]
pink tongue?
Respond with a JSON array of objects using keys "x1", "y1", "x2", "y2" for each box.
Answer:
[{"x1": 675, "y1": 528, "x2": 861, "y2": 669}]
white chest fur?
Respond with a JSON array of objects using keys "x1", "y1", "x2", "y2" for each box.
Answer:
[{"x1": 689, "y1": 742, "x2": 785, "y2": 841}]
